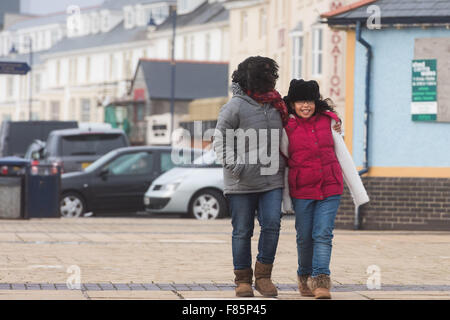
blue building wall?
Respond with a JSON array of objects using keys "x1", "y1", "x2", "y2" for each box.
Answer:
[{"x1": 353, "y1": 27, "x2": 450, "y2": 168}]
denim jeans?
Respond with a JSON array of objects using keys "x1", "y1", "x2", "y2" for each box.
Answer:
[
  {"x1": 227, "y1": 188, "x2": 282, "y2": 270},
  {"x1": 292, "y1": 195, "x2": 341, "y2": 277}
]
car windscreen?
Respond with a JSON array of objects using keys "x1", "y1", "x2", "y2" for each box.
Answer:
[
  {"x1": 60, "y1": 134, "x2": 127, "y2": 157},
  {"x1": 160, "y1": 149, "x2": 204, "y2": 172},
  {"x1": 177, "y1": 150, "x2": 221, "y2": 168},
  {"x1": 83, "y1": 150, "x2": 118, "y2": 173}
]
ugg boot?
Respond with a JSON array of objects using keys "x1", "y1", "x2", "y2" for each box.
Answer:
[
  {"x1": 297, "y1": 274, "x2": 314, "y2": 297},
  {"x1": 307, "y1": 274, "x2": 332, "y2": 299},
  {"x1": 254, "y1": 261, "x2": 278, "y2": 297},
  {"x1": 234, "y1": 268, "x2": 254, "y2": 297}
]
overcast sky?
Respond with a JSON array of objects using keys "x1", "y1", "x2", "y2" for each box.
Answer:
[{"x1": 21, "y1": 0, "x2": 104, "y2": 15}]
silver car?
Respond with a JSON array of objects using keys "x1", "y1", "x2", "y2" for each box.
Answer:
[{"x1": 144, "y1": 150, "x2": 228, "y2": 220}]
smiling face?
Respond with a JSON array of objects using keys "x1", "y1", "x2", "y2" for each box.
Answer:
[{"x1": 294, "y1": 101, "x2": 316, "y2": 119}]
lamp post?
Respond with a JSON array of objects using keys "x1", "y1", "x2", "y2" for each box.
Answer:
[
  {"x1": 10, "y1": 37, "x2": 33, "y2": 121},
  {"x1": 169, "y1": 4, "x2": 177, "y2": 145}
]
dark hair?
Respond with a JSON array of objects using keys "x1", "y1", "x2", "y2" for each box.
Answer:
[
  {"x1": 231, "y1": 56, "x2": 279, "y2": 93},
  {"x1": 283, "y1": 79, "x2": 338, "y2": 116}
]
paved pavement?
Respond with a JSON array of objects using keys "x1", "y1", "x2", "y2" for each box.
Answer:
[{"x1": 0, "y1": 215, "x2": 449, "y2": 300}]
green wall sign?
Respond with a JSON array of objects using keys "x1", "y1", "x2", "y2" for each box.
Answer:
[{"x1": 411, "y1": 59, "x2": 437, "y2": 121}]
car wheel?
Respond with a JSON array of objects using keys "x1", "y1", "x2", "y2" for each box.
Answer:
[
  {"x1": 60, "y1": 192, "x2": 86, "y2": 218},
  {"x1": 189, "y1": 189, "x2": 228, "y2": 220}
]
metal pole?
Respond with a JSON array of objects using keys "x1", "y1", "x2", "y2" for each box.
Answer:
[
  {"x1": 169, "y1": 5, "x2": 177, "y2": 144},
  {"x1": 355, "y1": 21, "x2": 372, "y2": 230},
  {"x1": 29, "y1": 37, "x2": 33, "y2": 121}
]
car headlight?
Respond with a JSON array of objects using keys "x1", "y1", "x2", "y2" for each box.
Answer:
[
  {"x1": 160, "y1": 182, "x2": 180, "y2": 192},
  {"x1": 144, "y1": 196, "x2": 150, "y2": 206}
]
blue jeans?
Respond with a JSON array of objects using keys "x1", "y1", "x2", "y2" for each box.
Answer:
[
  {"x1": 292, "y1": 195, "x2": 341, "y2": 277},
  {"x1": 227, "y1": 188, "x2": 282, "y2": 270}
]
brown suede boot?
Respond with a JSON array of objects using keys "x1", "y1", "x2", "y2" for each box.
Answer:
[
  {"x1": 297, "y1": 274, "x2": 314, "y2": 297},
  {"x1": 308, "y1": 274, "x2": 332, "y2": 299},
  {"x1": 234, "y1": 268, "x2": 254, "y2": 297},
  {"x1": 254, "y1": 261, "x2": 278, "y2": 297}
]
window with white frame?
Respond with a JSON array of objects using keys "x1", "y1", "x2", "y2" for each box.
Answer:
[
  {"x1": 69, "y1": 58, "x2": 77, "y2": 84},
  {"x1": 82, "y1": 14, "x2": 91, "y2": 35},
  {"x1": 56, "y1": 60, "x2": 61, "y2": 86},
  {"x1": 241, "y1": 11, "x2": 248, "y2": 41},
  {"x1": 41, "y1": 101, "x2": 47, "y2": 120},
  {"x1": 312, "y1": 27, "x2": 323, "y2": 76},
  {"x1": 135, "y1": 4, "x2": 146, "y2": 26},
  {"x1": 51, "y1": 101, "x2": 60, "y2": 120},
  {"x1": 179, "y1": 0, "x2": 189, "y2": 14},
  {"x1": 91, "y1": 12, "x2": 100, "y2": 34},
  {"x1": 34, "y1": 73, "x2": 41, "y2": 93},
  {"x1": 86, "y1": 57, "x2": 91, "y2": 82},
  {"x1": 109, "y1": 54, "x2": 116, "y2": 79},
  {"x1": 183, "y1": 35, "x2": 188, "y2": 59},
  {"x1": 189, "y1": 36, "x2": 195, "y2": 60},
  {"x1": 80, "y1": 99, "x2": 91, "y2": 121},
  {"x1": 51, "y1": 29, "x2": 59, "y2": 45},
  {"x1": 100, "y1": 10, "x2": 110, "y2": 32},
  {"x1": 205, "y1": 33, "x2": 211, "y2": 61},
  {"x1": 278, "y1": 0, "x2": 284, "y2": 22},
  {"x1": 259, "y1": 9, "x2": 267, "y2": 38},
  {"x1": 69, "y1": 98, "x2": 76, "y2": 120},
  {"x1": 7, "y1": 77, "x2": 14, "y2": 98},
  {"x1": 124, "y1": 6, "x2": 135, "y2": 29},
  {"x1": 291, "y1": 31, "x2": 304, "y2": 79},
  {"x1": 123, "y1": 52, "x2": 132, "y2": 78}
]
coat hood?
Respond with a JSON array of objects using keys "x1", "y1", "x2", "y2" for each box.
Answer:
[{"x1": 230, "y1": 82, "x2": 261, "y2": 107}]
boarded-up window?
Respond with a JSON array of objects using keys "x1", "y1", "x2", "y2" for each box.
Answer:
[{"x1": 414, "y1": 38, "x2": 450, "y2": 122}]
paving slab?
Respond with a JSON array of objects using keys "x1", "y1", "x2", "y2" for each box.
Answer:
[
  {"x1": 355, "y1": 291, "x2": 450, "y2": 300},
  {"x1": 0, "y1": 218, "x2": 449, "y2": 300},
  {"x1": 0, "y1": 290, "x2": 86, "y2": 300},
  {"x1": 86, "y1": 290, "x2": 180, "y2": 300},
  {"x1": 178, "y1": 291, "x2": 238, "y2": 300}
]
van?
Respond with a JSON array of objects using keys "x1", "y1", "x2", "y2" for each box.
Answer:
[
  {"x1": 0, "y1": 121, "x2": 78, "y2": 158},
  {"x1": 44, "y1": 128, "x2": 130, "y2": 173}
]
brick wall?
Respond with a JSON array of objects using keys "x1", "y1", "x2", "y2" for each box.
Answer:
[{"x1": 336, "y1": 177, "x2": 450, "y2": 231}]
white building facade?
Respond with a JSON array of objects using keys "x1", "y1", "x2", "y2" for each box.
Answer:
[{"x1": 0, "y1": 0, "x2": 229, "y2": 125}]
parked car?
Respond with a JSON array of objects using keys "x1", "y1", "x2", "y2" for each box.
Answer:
[
  {"x1": 0, "y1": 121, "x2": 78, "y2": 158},
  {"x1": 144, "y1": 149, "x2": 228, "y2": 220},
  {"x1": 60, "y1": 146, "x2": 202, "y2": 217},
  {"x1": 44, "y1": 128, "x2": 130, "y2": 173}
]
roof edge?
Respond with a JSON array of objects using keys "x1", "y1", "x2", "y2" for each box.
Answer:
[
  {"x1": 325, "y1": 16, "x2": 450, "y2": 26},
  {"x1": 138, "y1": 58, "x2": 229, "y2": 65},
  {"x1": 321, "y1": 0, "x2": 378, "y2": 18}
]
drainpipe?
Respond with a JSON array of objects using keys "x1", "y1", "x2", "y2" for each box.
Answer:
[{"x1": 354, "y1": 20, "x2": 372, "y2": 230}]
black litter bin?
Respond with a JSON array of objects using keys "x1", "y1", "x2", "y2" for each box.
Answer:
[
  {"x1": 0, "y1": 157, "x2": 30, "y2": 219},
  {"x1": 26, "y1": 162, "x2": 61, "y2": 218}
]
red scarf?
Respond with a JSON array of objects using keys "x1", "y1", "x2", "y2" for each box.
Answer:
[{"x1": 247, "y1": 89, "x2": 289, "y2": 125}]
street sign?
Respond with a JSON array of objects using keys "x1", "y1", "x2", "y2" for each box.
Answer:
[
  {"x1": 0, "y1": 62, "x2": 31, "y2": 75},
  {"x1": 411, "y1": 59, "x2": 437, "y2": 121}
]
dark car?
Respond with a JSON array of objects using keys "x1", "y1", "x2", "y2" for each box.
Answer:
[
  {"x1": 60, "y1": 146, "x2": 202, "y2": 217},
  {"x1": 44, "y1": 128, "x2": 130, "y2": 173},
  {"x1": 0, "y1": 121, "x2": 78, "y2": 158}
]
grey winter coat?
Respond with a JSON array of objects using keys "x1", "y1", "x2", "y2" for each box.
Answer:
[{"x1": 213, "y1": 83, "x2": 286, "y2": 194}]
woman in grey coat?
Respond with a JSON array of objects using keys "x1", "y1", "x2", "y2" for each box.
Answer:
[{"x1": 213, "y1": 56, "x2": 289, "y2": 297}]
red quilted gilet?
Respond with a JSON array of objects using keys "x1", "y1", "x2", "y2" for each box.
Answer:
[{"x1": 285, "y1": 111, "x2": 343, "y2": 200}]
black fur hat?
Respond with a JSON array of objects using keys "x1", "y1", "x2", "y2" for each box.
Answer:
[{"x1": 286, "y1": 79, "x2": 321, "y2": 103}]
